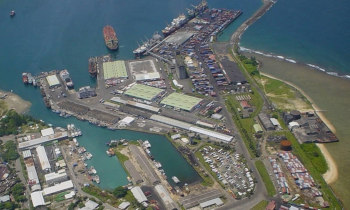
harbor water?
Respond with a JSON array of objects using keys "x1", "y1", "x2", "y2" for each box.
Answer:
[{"x1": 0, "y1": 0, "x2": 261, "y2": 189}]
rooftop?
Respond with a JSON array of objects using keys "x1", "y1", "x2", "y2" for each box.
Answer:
[
  {"x1": 125, "y1": 84, "x2": 163, "y2": 101},
  {"x1": 103, "y1": 60, "x2": 128, "y2": 80},
  {"x1": 161, "y1": 92, "x2": 202, "y2": 111},
  {"x1": 46, "y1": 75, "x2": 60, "y2": 87},
  {"x1": 128, "y1": 59, "x2": 160, "y2": 81}
]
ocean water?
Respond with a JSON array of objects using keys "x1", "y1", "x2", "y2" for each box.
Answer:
[
  {"x1": 240, "y1": 0, "x2": 350, "y2": 75},
  {"x1": 0, "y1": 0, "x2": 262, "y2": 189}
]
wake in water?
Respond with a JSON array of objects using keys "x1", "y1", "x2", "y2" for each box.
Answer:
[{"x1": 239, "y1": 46, "x2": 350, "y2": 79}]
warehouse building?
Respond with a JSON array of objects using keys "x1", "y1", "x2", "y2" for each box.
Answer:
[
  {"x1": 18, "y1": 131, "x2": 68, "y2": 150},
  {"x1": 129, "y1": 59, "x2": 160, "y2": 81},
  {"x1": 103, "y1": 60, "x2": 128, "y2": 80},
  {"x1": 41, "y1": 128, "x2": 54, "y2": 137},
  {"x1": 36, "y1": 146, "x2": 51, "y2": 171},
  {"x1": 124, "y1": 84, "x2": 164, "y2": 101},
  {"x1": 42, "y1": 180, "x2": 74, "y2": 196},
  {"x1": 44, "y1": 170, "x2": 68, "y2": 185},
  {"x1": 258, "y1": 113, "x2": 274, "y2": 131},
  {"x1": 131, "y1": 186, "x2": 148, "y2": 205},
  {"x1": 31, "y1": 191, "x2": 45, "y2": 208},
  {"x1": 155, "y1": 184, "x2": 178, "y2": 210},
  {"x1": 161, "y1": 92, "x2": 203, "y2": 112},
  {"x1": 46, "y1": 75, "x2": 61, "y2": 88}
]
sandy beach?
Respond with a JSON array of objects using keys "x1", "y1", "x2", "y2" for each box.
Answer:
[{"x1": 0, "y1": 90, "x2": 31, "y2": 114}]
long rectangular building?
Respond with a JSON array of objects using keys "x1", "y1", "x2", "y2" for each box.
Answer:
[
  {"x1": 36, "y1": 146, "x2": 51, "y2": 171},
  {"x1": 42, "y1": 180, "x2": 74, "y2": 196},
  {"x1": 150, "y1": 115, "x2": 233, "y2": 142},
  {"x1": 18, "y1": 131, "x2": 68, "y2": 150}
]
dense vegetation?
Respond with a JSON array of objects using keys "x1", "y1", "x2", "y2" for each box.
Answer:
[
  {"x1": 255, "y1": 160, "x2": 276, "y2": 197},
  {"x1": 0, "y1": 110, "x2": 41, "y2": 136},
  {"x1": 0, "y1": 201, "x2": 19, "y2": 210},
  {"x1": 300, "y1": 143, "x2": 328, "y2": 174},
  {"x1": 0, "y1": 140, "x2": 19, "y2": 162},
  {"x1": 11, "y1": 183, "x2": 27, "y2": 202},
  {"x1": 113, "y1": 186, "x2": 128, "y2": 198}
]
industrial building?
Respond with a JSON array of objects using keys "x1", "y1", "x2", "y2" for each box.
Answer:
[
  {"x1": 18, "y1": 131, "x2": 68, "y2": 150},
  {"x1": 124, "y1": 84, "x2": 164, "y2": 101},
  {"x1": 44, "y1": 170, "x2": 68, "y2": 185},
  {"x1": 110, "y1": 97, "x2": 160, "y2": 113},
  {"x1": 199, "y1": 198, "x2": 223, "y2": 209},
  {"x1": 31, "y1": 191, "x2": 45, "y2": 208},
  {"x1": 258, "y1": 113, "x2": 274, "y2": 131},
  {"x1": 161, "y1": 92, "x2": 202, "y2": 112},
  {"x1": 155, "y1": 184, "x2": 178, "y2": 210},
  {"x1": 128, "y1": 59, "x2": 160, "y2": 81},
  {"x1": 77, "y1": 86, "x2": 97, "y2": 99},
  {"x1": 42, "y1": 180, "x2": 74, "y2": 196},
  {"x1": 253, "y1": 124, "x2": 263, "y2": 133},
  {"x1": 179, "y1": 189, "x2": 222, "y2": 209},
  {"x1": 150, "y1": 115, "x2": 233, "y2": 142},
  {"x1": 46, "y1": 75, "x2": 61, "y2": 88},
  {"x1": 41, "y1": 127, "x2": 54, "y2": 137},
  {"x1": 26, "y1": 164, "x2": 41, "y2": 191},
  {"x1": 22, "y1": 150, "x2": 32, "y2": 159},
  {"x1": 103, "y1": 60, "x2": 128, "y2": 80},
  {"x1": 36, "y1": 146, "x2": 51, "y2": 171},
  {"x1": 131, "y1": 186, "x2": 148, "y2": 204}
]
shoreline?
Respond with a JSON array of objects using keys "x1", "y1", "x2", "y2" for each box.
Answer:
[
  {"x1": 259, "y1": 72, "x2": 338, "y2": 184},
  {"x1": 0, "y1": 89, "x2": 31, "y2": 114}
]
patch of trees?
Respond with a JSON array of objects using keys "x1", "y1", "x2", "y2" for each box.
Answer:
[
  {"x1": 113, "y1": 186, "x2": 127, "y2": 198},
  {"x1": 0, "y1": 110, "x2": 40, "y2": 136},
  {"x1": 1, "y1": 140, "x2": 19, "y2": 162},
  {"x1": 11, "y1": 183, "x2": 27, "y2": 202}
]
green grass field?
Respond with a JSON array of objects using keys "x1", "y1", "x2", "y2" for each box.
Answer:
[
  {"x1": 255, "y1": 160, "x2": 276, "y2": 197},
  {"x1": 251, "y1": 200, "x2": 269, "y2": 210}
]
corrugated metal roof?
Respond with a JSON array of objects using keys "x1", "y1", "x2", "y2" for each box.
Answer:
[
  {"x1": 131, "y1": 186, "x2": 147, "y2": 203},
  {"x1": 41, "y1": 128, "x2": 54, "y2": 137},
  {"x1": 43, "y1": 180, "x2": 73, "y2": 196},
  {"x1": 36, "y1": 146, "x2": 51, "y2": 171},
  {"x1": 31, "y1": 191, "x2": 45, "y2": 208},
  {"x1": 22, "y1": 150, "x2": 32, "y2": 159},
  {"x1": 199, "y1": 197, "x2": 223, "y2": 208}
]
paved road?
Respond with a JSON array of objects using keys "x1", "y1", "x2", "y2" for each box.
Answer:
[{"x1": 15, "y1": 158, "x2": 30, "y2": 209}]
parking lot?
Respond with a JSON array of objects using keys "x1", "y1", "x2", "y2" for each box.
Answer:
[{"x1": 200, "y1": 146, "x2": 255, "y2": 198}]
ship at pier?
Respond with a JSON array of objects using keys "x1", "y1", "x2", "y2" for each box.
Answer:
[
  {"x1": 103, "y1": 25, "x2": 119, "y2": 50},
  {"x1": 88, "y1": 57, "x2": 98, "y2": 77},
  {"x1": 161, "y1": 0, "x2": 208, "y2": 37},
  {"x1": 59, "y1": 69, "x2": 74, "y2": 89}
]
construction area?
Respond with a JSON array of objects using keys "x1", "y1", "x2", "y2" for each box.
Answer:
[{"x1": 128, "y1": 59, "x2": 160, "y2": 81}]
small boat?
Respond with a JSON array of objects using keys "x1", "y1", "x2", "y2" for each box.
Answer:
[
  {"x1": 106, "y1": 148, "x2": 115, "y2": 156},
  {"x1": 154, "y1": 161, "x2": 162, "y2": 169},
  {"x1": 86, "y1": 152, "x2": 93, "y2": 160},
  {"x1": 93, "y1": 175, "x2": 100, "y2": 184},
  {"x1": 143, "y1": 140, "x2": 151, "y2": 148},
  {"x1": 172, "y1": 176, "x2": 180, "y2": 184},
  {"x1": 10, "y1": 10, "x2": 15, "y2": 17},
  {"x1": 88, "y1": 166, "x2": 97, "y2": 175}
]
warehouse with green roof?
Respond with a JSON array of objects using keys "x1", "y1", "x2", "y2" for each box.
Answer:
[
  {"x1": 103, "y1": 60, "x2": 128, "y2": 80},
  {"x1": 161, "y1": 93, "x2": 202, "y2": 112},
  {"x1": 124, "y1": 84, "x2": 164, "y2": 101}
]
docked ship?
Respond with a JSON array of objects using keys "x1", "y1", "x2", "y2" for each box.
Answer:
[
  {"x1": 22, "y1": 73, "x2": 28, "y2": 84},
  {"x1": 59, "y1": 69, "x2": 74, "y2": 89},
  {"x1": 172, "y1": 176, "x2": 180, "y2": 184},
  {"x1": 103, "y1": 25, "x2": 119, "y2": 50},
  {"x1": 162, "y1": 14, "x2": 187, "y2": 37},
  {"x1": 88, "y1": 57, "x2": 98, "y2": 77},
  {"x1": 133, "y1": 32, "x2": 162, "y2": 57}
]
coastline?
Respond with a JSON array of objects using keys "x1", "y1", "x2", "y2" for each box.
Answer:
[
  {"x1": 259, "y1": 72, "x2": 338, "y2": 184},
  {"x1": 0, "y1": 89, "x2": 31, "y2": 114}
]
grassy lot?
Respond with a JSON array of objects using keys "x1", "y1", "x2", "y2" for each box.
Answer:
[
  {"x1": 300, "y1": 143, "x2": 328, "y2": 174},
  {"x1": 255, "y1": 160, "x2": 276, "y2": 197},
  {"x1": 82, "y1": 185, "x2": 119, "y2": 206},
  {"x1": 251, "y1": 200, "x2": 269, "y2": 210},
  {"x1": 194, "y1": 150, "x2": 215, "y2": 186}
]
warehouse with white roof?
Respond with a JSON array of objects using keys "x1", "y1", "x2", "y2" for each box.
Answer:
[
  {"x1": 43, "y1": 180, "x2": 74, "y2": 196},
  {"x1": 46, "y1": 75, "x2": 60, "y2": 88},
  {"x1": 31, "y1": 191, "x2": 45, "y2": 208},
  {"x1": 36, "y1": 146, "x2": 51, "y2": 171},
  {"x1": 131, "y1": 186, "x2": 147, "y2": 204}
]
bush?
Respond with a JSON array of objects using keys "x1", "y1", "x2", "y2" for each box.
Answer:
[{"x1": 113, "y1": 186, "x2": 127, "y2": 198}]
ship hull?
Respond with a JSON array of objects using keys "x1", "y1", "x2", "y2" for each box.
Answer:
[{"x1": 103, "y1": 25, "x2": 119, "y2": 51}]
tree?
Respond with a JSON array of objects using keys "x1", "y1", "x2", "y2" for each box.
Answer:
[{"x1": 112, "y1": 186, "x2": 127, "y2": 198}]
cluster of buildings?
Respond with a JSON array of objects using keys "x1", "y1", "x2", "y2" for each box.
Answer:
[
  {"x1": 17, "y1": 127, "x2": 75, "y2": 208},
  {"x1": 283, "y1": 111, "x2": 338, "y2": 143},
  {"x1": 258, "y1": 113, "x2": 281, "y2": 131},
  {"x1": 268, "y1": 156, "x2": 290, "y2": 195}
]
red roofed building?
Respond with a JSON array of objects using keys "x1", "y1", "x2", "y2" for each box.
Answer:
[{"x1": 266, "y1": 200, "x2": 276, "y2": 210}]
